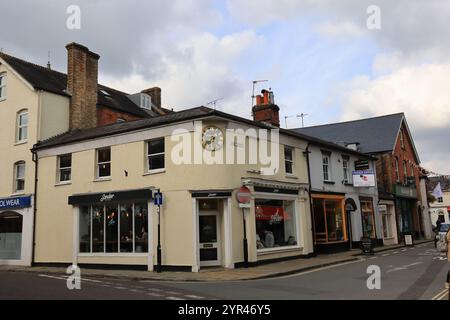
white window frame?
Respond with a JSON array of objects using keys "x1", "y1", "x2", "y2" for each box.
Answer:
[
  {"x1": 16, "y1": 110, "x2": 28, "y2": 143},
  {"x1": 342, "y1": 157, "x2": 350, "y2": 183},
  {"x1": 147, "y1": 138, "x2": 165, "y2": 173},
  {"x1": 0, "y1": 73, "x2": 6, "y2": 100},
  {"x1": 322, "y1": 153, "x2": 331, "y2": 182},
  {"x1": 14, "y1": 161, "x2": 25, "y2": 193},
  {"x1": 284, "y1": 146, "x2": 294, "y2": 175},
  {"x1": 400, "y1": 130, "x2": 405, "y2": 149},
  {"x1": 58, "y1": 154, "x2": 72, "y2": 183},
  {"x1": 96, "y1": 148, "x2": 111, "y2": 179}
]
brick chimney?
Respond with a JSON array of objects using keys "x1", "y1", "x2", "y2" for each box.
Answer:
[
  {"x1": 252, "y1": 89, "x2": 280, "y2": 127},
  {"x1": 142, "y1": 87, "x2": 162, "y2": 109},
  {"x1": 66, "y1": 42, "x2": 100, "y2": 130}
]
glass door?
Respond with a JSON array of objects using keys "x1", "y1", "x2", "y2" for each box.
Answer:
[{"x1": 199, "y1": 212, "x2": 220, "y2": 266}]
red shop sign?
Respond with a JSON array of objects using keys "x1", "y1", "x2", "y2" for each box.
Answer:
[{"x1": 255, "y1": 205, "x2": 289, "y2": 223}]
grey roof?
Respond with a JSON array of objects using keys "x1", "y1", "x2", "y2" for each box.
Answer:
[
  {"x1": 0, "y1": 52, "x2": 157, "y2": 118},
  {"x1": 292, "y1": 113, "x2": 406, "y2": 154},
  {"x1": 33, "y1": 106, "x2": 375, "y2": 161}
]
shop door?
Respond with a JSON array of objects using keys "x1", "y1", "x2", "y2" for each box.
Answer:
[
  {"x1": 0, "y1": 212, "x2": 23, "y2": 260},
  {"x1": 199, "y1": 212, "x2": 221, "y2": 267}
]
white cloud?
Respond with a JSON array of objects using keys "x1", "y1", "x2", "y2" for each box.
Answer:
[{"x1": 316, "y1": 21, "x2": 364, "y2": 38}]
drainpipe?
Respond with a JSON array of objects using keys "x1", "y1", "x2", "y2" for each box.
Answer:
[
  {"x1": 303, "y1": 144, "x2": 316, "y2": 257},
  {"x1": 31, "y1": 147, "x2": 39, "y2": 266}
]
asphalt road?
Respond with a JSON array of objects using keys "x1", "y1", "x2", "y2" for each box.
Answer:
[{"x1": 0, "y1": 242, "x2": 448, "y2": 300}]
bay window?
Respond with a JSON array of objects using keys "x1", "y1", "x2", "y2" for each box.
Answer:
[
  {"x1": 79, "y1": 201, "x2": 148, "y2": 254},
  {"x1": 255, "y1": 199, "x2": 297, "y2": 250}
]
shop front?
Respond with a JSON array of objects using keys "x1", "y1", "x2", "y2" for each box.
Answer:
[
  {"x1": 68, "y1": 188, "x2": 154, "y2": 270},
  {"x1": 311, "y1": 193, "x2": 348, "y2": 253},
  {"x1": 0, "y1": 195, "x2": 33, "y2": 266},
  {"x1": 379, "y1": 200, "x2": 398, "y2": 245}
]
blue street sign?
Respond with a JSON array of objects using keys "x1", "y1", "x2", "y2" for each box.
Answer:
[{"x1": 154, "y1": 192, "x2": 163, "y2": 206}]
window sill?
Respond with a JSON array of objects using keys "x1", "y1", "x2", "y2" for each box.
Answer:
[
  {"x1": 285, "y1": 174, "x2": 298, "y2": 179},
  {"x1": 78, "y1": 253, "x2": 148, "y2": 257},
  {"x1": 143, "y1": 169, "x2": 166, "y2": 176},
  {"x1": 14, "y1": 140, "x2": 28, "y2": 146},
  {"x1": 257, "y1": 245, "x2": 303, "y2": 255},
  {"x1": 11, "y1": 192, "x2": 25, "y2": 197},
  {"x1": 324, "y1": 181, "x2": 335, "y2": 185},
  {"x1": 344, "y1": 182, "x2": 354, "y2": 186},
  {"x1": 93, "y1": 177, "x2": 111, "y2": 182},
  {"x1": 383, "y1": 236, "x2": 395, "y2": 240},
  {"x1": 0, "y1": 97, "x2": 6, "y2": 102},
  {"x1": 55, "y1": 181, "x2": 72, "y2": 187}
]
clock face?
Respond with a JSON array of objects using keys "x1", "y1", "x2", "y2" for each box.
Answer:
[{"x1": 202, "y1": 126, "x2": 224, "y2": 151}]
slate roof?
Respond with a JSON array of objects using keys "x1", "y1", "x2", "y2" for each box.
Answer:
[
  {"x1": 33, "y1": 106, "x2": 377, "y2": 162},
  {"x1": 0, "y1": 52, "x2": 156, "y2": 118},
  {"x1": 291, "y1": 113, "x2": 406, "y2": 154}
]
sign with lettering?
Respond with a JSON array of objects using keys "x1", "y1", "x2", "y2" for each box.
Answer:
[
  {"x1": 154, "y1": 192, "x2": 163, "y2": 206},
  {"x1": 68, "y1": 188, "x2": 153, "y2": 205},
  {"x1": 355, "y1": 160, "x2": 370, "y2": 171},
  {"x1": 353, "y1": 170, "x2": 375, "y2": 187},
  {"x1": 0, "y1": 196, "x2": 32, "y2": 210}
]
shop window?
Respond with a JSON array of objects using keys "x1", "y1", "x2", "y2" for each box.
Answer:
[
  {"x1": 380, "y1": 206, "x2": 393, "y2": 239},
  {"x1": 284, "y1": 146, "x2": 294, "y2": 175},
  {"x1": 16, "y1": 110, "x2": 28, "y2": 143},
  {"x1": 96, "y1": 148, "x2": 111, "y2": 178},
  {"x1": 322, "y1": 152, "x2": 331, "y2": 181},
  {"x1": 58, "y1": 154, "x2": 72, "y2": 183},
  {"x1": 147, "y1": 138, "x2": 165, "y2": 171},
  {"x1": 312, "y1": 197, "x2": 346, "y2": 243},
  {"x1": 0, "y1": 73, "x2": 6, "y2": 100},
  {"x1": 361, "y1": 200, "x2": 376, "y2": 238},
  {"x1": 255, "y1": 199, "x2": 297, "y2": 250},
  {"x1": 13, "y1": 161, "x2": 25, "y2": 193},
  {"x1": 79, "y1": 201, "x2": 148, "y2": 254}
]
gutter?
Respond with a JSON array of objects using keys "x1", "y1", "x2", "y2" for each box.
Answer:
[
  {"x1": 304, "y1": 144, "x2": 316, "y2": 256},
  {"x1": 31, "y1": 148, "x2": 39, "y2": 266}
]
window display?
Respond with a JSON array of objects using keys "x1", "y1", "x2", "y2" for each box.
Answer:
[
  {"x1": 255, "y1": 199, "x2": 297, "y2": 250},
  {"x1": 312, "y1": 197, "x2": 346, "y2": 243}
]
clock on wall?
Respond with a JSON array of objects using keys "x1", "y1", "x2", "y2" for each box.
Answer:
[{"x1": 202, "y1": 126, "x2": 224, "y2": 151}]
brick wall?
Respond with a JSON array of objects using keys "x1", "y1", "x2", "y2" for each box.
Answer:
[{"x1": 97, "y1": 107, "x2": 141, "y2": 126}]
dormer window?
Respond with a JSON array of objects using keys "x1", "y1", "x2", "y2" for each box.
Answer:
[{"x1": 141, "y1": 94, "x2": 151, "y2": 110}]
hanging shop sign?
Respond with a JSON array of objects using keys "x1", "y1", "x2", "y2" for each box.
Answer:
[
  {"x1": 0, "y1": 196, "x2": 32, "y2": 210},
  {"x1": 353, "y1": 170, "x2": 376, "y2": 187},
  {"x1": 355, "y1": 159, "x2": 370, "y2": 171}
]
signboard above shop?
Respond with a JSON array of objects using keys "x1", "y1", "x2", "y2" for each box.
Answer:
[
  {"x1": 353, "y1": 170, "x2": 376, "y2": 187},
  {"x1": 0, "y1": 196, "x2": 32, "y2": 211},
  {"x1": 355, "y1": 160, "x2": 370, "y2": 171}
]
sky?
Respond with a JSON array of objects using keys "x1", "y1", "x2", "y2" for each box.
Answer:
[{"x1": 0, "y1": 0, "x2": 449, "y2": 174}]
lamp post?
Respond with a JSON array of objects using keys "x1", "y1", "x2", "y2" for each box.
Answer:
[{"x1": 155, "y1": 189, "x2": 163, "y2": 273}]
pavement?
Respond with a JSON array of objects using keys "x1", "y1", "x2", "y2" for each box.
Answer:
[
  {"x1": 0, "y1": 239, "x2": 435, "y2": 282},
  {"x1": 0, "y1": 240, "x2": 447, "y2": 300}
]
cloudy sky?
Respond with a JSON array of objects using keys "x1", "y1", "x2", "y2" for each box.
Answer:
[{"x1": 1, "y1": 0, "x2": 449, "y2": 174}]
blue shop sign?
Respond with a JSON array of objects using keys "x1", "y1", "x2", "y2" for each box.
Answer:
[{"x1": 0, "y1": 196, "x2": 32, "y2": 210}]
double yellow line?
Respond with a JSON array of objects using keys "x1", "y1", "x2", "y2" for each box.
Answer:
[{"x1": 432, "y1": 289, "x2": 449, "y2": 300}]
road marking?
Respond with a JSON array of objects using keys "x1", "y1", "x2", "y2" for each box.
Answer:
[
  {"x1": 167, "y1": 297, "x2": 184, "y2": 300},
  {"x1": 369, "y1": 257, "x2": 377, "y2": 260},
  {"x1": 184, "y1": 294, "x2": 205, "y2": 299},
  {"x1": 393, "y1": 251, "x2": 399, "y2": 254},
  {"x1": 38, "y1": 274, "x2": 67, "y2": 281},
  {"x1": 386, "y1": 262, "x2": 423, "y2": 273},
  {"x1": 147, "y1": 288, "x2": 162, "y2": 292},
  {"x1": 382, "y1": 254, "x2": 390, "y2": 257},
  {"x1": 147, "y1": 292, "x2": 163, "y2": 297},
  {"x1": 114, "y1": 286, "x2": 127, "y2": 290},
  {"x1": 432, "y1": 289, "x2": 449, "y2": 300},
  {"x1": 401, "y1": 249, "x2": 407, "y2": 252}
]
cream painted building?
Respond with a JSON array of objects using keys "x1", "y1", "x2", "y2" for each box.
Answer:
[
  {"x1": 430, "y1": 190, "x2": 450, "y2": 226},
  {"x1": 0, "y1": 43, "x2": 164, "y2": 266},
  {"x1": 33, "y1": 107, "x2": 319, "y2": 271},
  {"x1": 0, "y1": 54, "x2": 70, "y2": 266}
]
